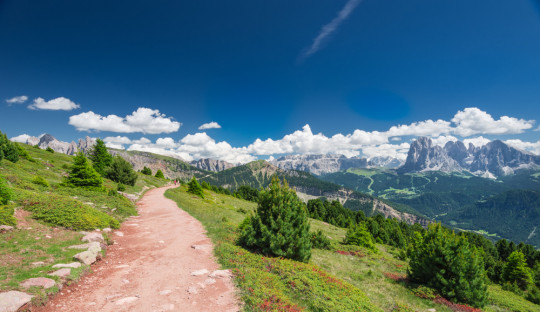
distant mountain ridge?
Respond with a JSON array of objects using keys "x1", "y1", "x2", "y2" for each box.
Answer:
[
  {"x1": 398, "y1": 137, "x2": 540, "y2": 177},
  {"x1": 19, "y1": 133, "x2": 95, "y2": 155},
  {"x1": 270, "y1": 154, "x2": 404, "y2": 175},
  {"x1": 190, "y1": 158, "x2": 235, "y2": 172}
]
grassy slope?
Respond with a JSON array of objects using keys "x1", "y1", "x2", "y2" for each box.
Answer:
[
  {"x1": 165, "y1": 186, "x2": 538, "y2": 312},
  {"x1": 0, "y1": 144, "x2": 168, "y2": 303}
]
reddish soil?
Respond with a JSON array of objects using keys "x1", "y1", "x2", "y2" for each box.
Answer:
[{"x1": 34, "y1": 185, "x2": 239, "y2": 312}]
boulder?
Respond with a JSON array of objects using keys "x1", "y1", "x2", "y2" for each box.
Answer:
[
  {"x1": 49, "y1": 268, "x2": 71, "y2": 278},
  {"x1": 209, "y1": 270, "x2": 231, "y2": 278},
  {"x1": 73, "y1": 250, "x2": 98, "y2": 265},
  {"x1": 20, "y1": 277, "x2": 55, "y2": 289},
  {"x1": 81, "y1": 232, "x2": 104, "y2": 243},
  {"x1": 0, "y1": 291, "x2": 33, "y2": 312},
  {"x1": 190, "y1": 269, "x2": 209, "y2": 276},
  {"x1": 52, "y1": 262, "x2": 81, "y2": 269},
  {"x1": 0, "y1": 225, "x2": 14, "y2": 232}
]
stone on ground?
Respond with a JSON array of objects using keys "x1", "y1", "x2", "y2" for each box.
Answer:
[
  {"x1": 52, "y1": 262, "x2": 82, "y2": 269},
  {"x1": 209, "y1": 270, "x2": 231, "y2": 278},
  {"x1": 73, "y1": 250, "x2": 98, "y2": 265},
  {"x1": 114, "y1": 231, "x2": 124, "y2": 237},
  {"x1": 190, "y1": 269, "x2": 209, "y2": 276},
  {"x1": 0, "y1": 225, "x2": 14, "y2": 232},
  {"x1": 0, "y1": 291, "x2": 33, "y2": 312},
  {"x1": 20, "y1": 277, "x2": 55, "y2": 289},
  {"x1": 81, "y1": 232, "x2": 104, "y2": 243},
  {"x1": 115, "y1": 296, "x2": 138, "y2": 305},
  {"x1": 49, "y1": 268, "x2": 71, "y2": 278}
]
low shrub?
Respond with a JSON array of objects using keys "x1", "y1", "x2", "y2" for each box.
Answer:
[
  {"x1": 0, "y1": 178, "x2": 13, "y2": 205},
  {"x1": 310, "y1": 230, "x2": 332, "y2": 250},
  {"x1": 32, "y1": 176, "x2": 50, "y2": 187},
  {"x1": 21, "y1": 194, "x2": 119, "y2": 230},
  {"x1": 117, "y1": 183, "x2": 126, "y2": 192},
  {"x1": 0, "y1": 204, "x2": 16, "y2": 226},
  {"x1": 46, "y1": 146, "x2": 54, "y2": 153},
  {"x1": 344, "y1": 222, "x2": 377, "y2": 252}
]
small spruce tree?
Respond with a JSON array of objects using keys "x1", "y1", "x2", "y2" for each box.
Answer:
[
  {"x1": 141, "y1": 166, "x2": 152, "y2": 175},
  {"x1": 408, "y1": 223, "x2": 488, "y2": 307},
  {"x1": 88, "y1": 139, "x2": 113, "y2": 176},
  {"x1": 64, "y1": 152, "x2": 103, "y2": 190},
  {"x1": 0, "y1": 131, "x2": 19, "y2": 163},
  {"x1": 155, "y1": 169, "x2": 165, "y2": 179},
  {"x1": 187, "y1": 177, "x2": 204, "y2": 198},
  {"x1": 45, "y1": 146, "x2": 54, "y2": 153},
  {"x1": 106, "y1": 156, "x2": 138, "y2": 186},
  {"x1": 344, "y1": 222, "x2": 377, "y2": 252},
  {"x1": 502, "y1": 250, "x2": 534, "y2": 290},
  {"x1": 239, "y1": 177, "x2": 311, "y2": 262}
]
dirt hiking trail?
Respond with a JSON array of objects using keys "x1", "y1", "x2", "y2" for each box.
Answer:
[{"x1": 35, "y1": 185, "x2": 239, "y2": 312}]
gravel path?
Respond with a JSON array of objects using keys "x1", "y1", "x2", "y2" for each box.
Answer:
[{"x1": 35, "y1": 185, "x2": 239, "y2": 312}]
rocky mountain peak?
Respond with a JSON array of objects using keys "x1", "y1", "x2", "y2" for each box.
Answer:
[{"x1": 191, "y1": 158, "x2": 235, "y2": 172}]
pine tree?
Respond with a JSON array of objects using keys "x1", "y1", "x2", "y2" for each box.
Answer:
[
  {"x1": 155, "y1": 169, "x2": 165, "y2": 179},
  {"x1": 239, "y1": 177, "x2": 311, "y2": 262},
  {"x1": 344, "y1": 222, "x2": 376, "y2": 252},
  {"x1": 408, "y1": 223, "x2": 488, "y2": 307},
  {"x1": 141, "y1": 166, "x2": 152, "y2": 175},
  {"x1": 0, "y1": 131, "x2": 19, "y2": 163},
  {"x1": 187, "y1": 177, "x2": 204, "y2": 198},
  {"x1": 45, "y1": 146, "x2": 54, "y2": 153},
  {"x1": 106, "y1": 156, "x2": 138, "y2": 186},
  {"x1": 88, "y1": 139, "x2": 113, "y2": 176},
  {"x1": 64, "y1": 152, "x2": 103, "y2": 190},
  {"x1": 502, "y1": 250, "x2": 533, "y2": 290}
]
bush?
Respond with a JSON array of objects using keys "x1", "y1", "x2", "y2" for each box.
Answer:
[
  {"x1": 45, "y1": 146, "x2": 54, "y2": 153},
  {"x1": 117, "y1": 183, "x2": 126, "y2": 192},
  {"x1": 407, "y1": 223, "x2": 488, "y2": 307},
  {"x1": 310, "y1": 230, "x2": 331, "y2": 250},
  {"x1": 63, "y1": 152, "x2": 104, "y2": 190},
  {"x1": 0, "y1": 177, "x2": 13, "y2": 205},
  {"x1": 16, "y1": 144, "x2": 35, "y2": 162},
  {"x1": 239, "y1": 177, "x2": 311, "y2": 262},
  {"x1": 0, "y1": 204, "x2": 16, "y2": 226},
  {"x1": 141, "y1": 166, "x2": 152, "y2": 175},
  {"x1": 32, "y1": 176, "x2": 50, "y2": 187},
  {"x1": 155, "y1": 169, "x2": 165, "y2": 179},
  {"x1": 0, "y1": 131, "x2": 19, "y2": 163},
  {"x1": 106, "y1": 156, "x2": 137, "y2": 186},
  {"x1": 22, "y1": 194, "x2": 119, "y2": 230},
  {"x1": 344, "y1": 222, "x2": 377, "y2": 252},
  {"x1": 187, "y1": 177, "x2": 204, "y2": 198}
]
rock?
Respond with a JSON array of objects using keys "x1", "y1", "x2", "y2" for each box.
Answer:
[
  {"x1": 115, "y1": 231, "x2": 124, "y2": 237},
  {"x1": 190, "y1": 158, "x2": 235, "y2": 172},
  {"x1": 102, "y1": 228, "x2": 112, "y2": 232},
  {"x1": 0, "y1": 291, "x2": 33, "y2": 312},
  {"x1": 0, "y1": 225, "x2": 14, "y2": 232},
  {"x1": 427, "y1": 309, "x2": 436, "y2": 312},
  {"x1": 73, "y1": 250, "x2": 98, "y2": 265},
  {"x1": 159, "y1": 289, "x2": 172, "y2": 296},
  {"x1": 81, "y1": 232, "x2": 104, "y2": 243},
  {"x1": 31, "y1": 261, "x2": 45, "y2": 267},
  {"x1": 114, "y1": 264, "x2": 129, "y2": 269},
  {"x1": 49, "y1": 268, "x2": 71, "y2": 278},
  {"x1": 204, "y1": 278, "x2": 216, "y2": 285},
  {"x1": 52, "y1": 262, "x2": 81, "y2": 269},
  {"x1": 209, "y1": 270, "x2": 231, "y2": 278},
  {"x1": 20, "y1": 277, "x2": 55, "y2": 289},
  {"x1": 158, "y1": 240, "x2": 165, "y2": 244},
  {"x1": 159, "y1": 304, "x2": 175, "y2": 311},
  {"x1": 69, "y1": 243, "x2": 94, "y2": 249},
  {"x1": 187, "y1": 287, "x2": 198, "y2": 294},
  {"x1": 115, "y1": 296, "x2": 138, "y2": 305},
  {"x1": 191, "y1": 244, "x2": 211, "y2": 250},
  {"x1": 190, "y1": 269, "x2": 209, "y2": 276},
  {"x1": 45, "y1": 235, "x2": 52, "y2": 239},
  {"x1": 122, "y1": 279, "x2": 130, "y2": 284}
]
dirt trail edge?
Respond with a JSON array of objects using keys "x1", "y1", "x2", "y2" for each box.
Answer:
[{"x1": 36, "y1": 185, "x2": 240, "y2": 312}]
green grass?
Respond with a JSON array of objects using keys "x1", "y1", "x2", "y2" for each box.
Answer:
[
  {"x1": 485, "y1": 285, "x2": 540, "y2": 312},
  {"x1": 347, "y1": 168, "x2": 379, "y2": 177}
]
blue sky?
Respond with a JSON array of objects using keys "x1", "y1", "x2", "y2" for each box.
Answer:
[{"x1": 1, "y1": 0, "x2": 540, "y2": 163}]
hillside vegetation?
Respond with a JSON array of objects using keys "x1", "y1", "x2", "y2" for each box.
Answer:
[
  {"x1": 0, "y1": 141, "x2": 167, "y2": 304},
  {"x1": 166, "y1": 184, "x2": 540, "y2": 311}
]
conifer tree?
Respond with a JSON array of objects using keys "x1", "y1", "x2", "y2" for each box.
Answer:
[
  {"x1": 88, "y1": 139, "x2": 113, "y2": 176},
  {"x1": 141, "y1": 166, "x2": 152, "y2": 175},
  {"x1": 106, "y1": 156, "x2": 138, "y2": 186},
  {"x1": 0, "y1": 131, "x2": 19, "y2": 163},
  {"x1": 155, "y1": 169, "x2": 165, "y2": 179},
  {"x1": 187, "y1": 177, "x2": 204, "y2": 198},
  {"x1": 503, "y1": 250, "x2": 534, "y2": 290},
  {"x1": 344, "y1": 222, "x2": 377, "y2": 252},
  {"x1": 408, "y1": 223, "x2": 488, "y2": 307},
  {"x1": 239, "y1": 177, "x2": 311, "y2": 262},
  {"x1": 64, "y1": 152, "x2": 103, "y2": 190}
]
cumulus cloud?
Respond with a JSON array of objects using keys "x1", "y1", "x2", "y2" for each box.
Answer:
[
  {"x1": 301, "y1": 0, "x2": 362, "y2": 59},
  {"x1": 28, "y1": 97, "x2": 80, "y2": 110},
  {"x1": 451, "y1": 107, "x2": 534, "y2": 136},
  {"x1": 198, "y1": 122, "x2": 221, "y2": 130},
  {"x1": 361, "y1": 143, "x2": 410, "y2": 160},
  {"x1": 69, "y1": 108, "x2": 181, "y2": 134},
  {"x1": 463, "y1": 136, "x2": 491, "y2": 148},
  {"x1": 6, "y1": 95, "x2": 28, "y2": 104},
  {"x1": 504, "y1": 139, "x2": 540, "y2": 155},
  {"x1": 10, "y1": 134, "x2": 31, "y2": 143}
]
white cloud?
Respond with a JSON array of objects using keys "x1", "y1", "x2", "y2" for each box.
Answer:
[
  {"x1": 10, "y1": 134, "x2": 31, "y2": 143},
  {"x1": 503, "y1": 139, "x2": 540, "y2": 155},
  {"x1": 451, "y1": 107, "x2": 534, "y2": 136},
  {"x1": 69, "y1": 107, "x2": 181, "y2": 134},
  {"x1": 198, "y1": 122, "x2": 221, "y2": 130},
  {"x1": 103, "y1": 136, "x2": 132, "y2": 144},
  {"x1": 105, "y1": 142, "x2": 126, "y2": 150},
  {"x1": 361, "y1": 143, "x2": 410, "y2": 160},
  {"x1": 6, "y1": 95, "x2": 28, "y2": 104},
  {"x1": 431, "y1": 135, "x2": 458, "y2": 147},
  {"x1": 28, "y1": 97, "x2": 80, "y2": 110},
  {"x1": 463, "y1": 136, "x2": 491, "y2": 148},
  {"x1": 387, "y1": 119, "x2": 452, "y2": 138},
  {"x1": 301, "y1": 0, "x2": 362, "y2": 59},
  {"x1": 156, "y1": 137, "x2": 177, "y2": 148}
]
